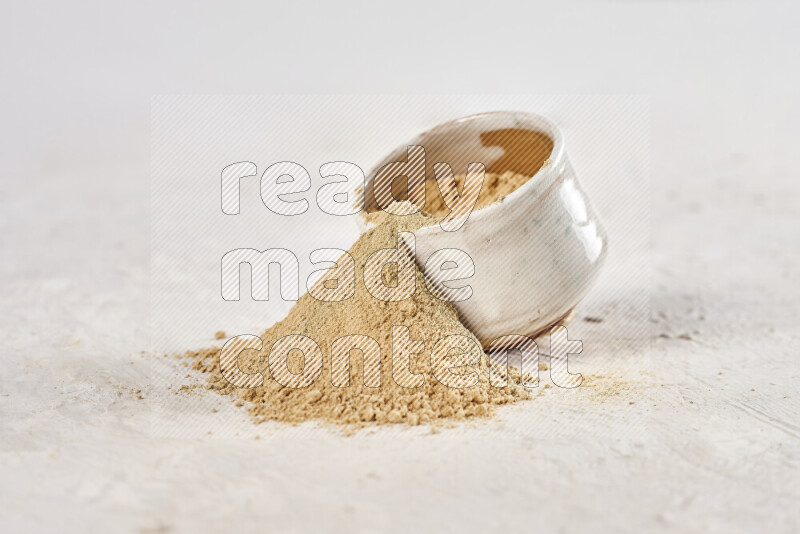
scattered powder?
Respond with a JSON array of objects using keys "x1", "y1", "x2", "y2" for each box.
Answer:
[
  {"x1": 579, "y1": 374, "x2": 641, "y2": 404},
  {"x1": 181, "y1": 201, "x2": 533, "y2": 428}
]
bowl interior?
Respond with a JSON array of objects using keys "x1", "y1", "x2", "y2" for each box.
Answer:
[{"x1": 362, "y1": 111, "x2": 561, "y2": 214}]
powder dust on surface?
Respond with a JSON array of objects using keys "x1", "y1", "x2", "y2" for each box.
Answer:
[{"x1": 181, "y1": 168, "x2": 574, "y2": 429}]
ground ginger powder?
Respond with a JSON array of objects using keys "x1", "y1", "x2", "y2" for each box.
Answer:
[
  {"x1": 422, "y1": 170, "x2": 541, "y2": 219},
  {"x1": 182, "y1": 201, "x2": 534, "y2": 428}
]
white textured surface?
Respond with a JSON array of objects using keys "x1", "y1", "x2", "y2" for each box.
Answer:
[{"x1": 1, "y1": 2, "x2": 799, "y2": 533}]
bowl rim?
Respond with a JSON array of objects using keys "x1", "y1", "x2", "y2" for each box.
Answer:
[{"x1": 362, "y1": 110, "x2": 566, "y2": 236}]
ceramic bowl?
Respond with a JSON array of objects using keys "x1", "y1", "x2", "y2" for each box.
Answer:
[{"x1": 361, "y1": 111, "x2": 607, "y2": 346}]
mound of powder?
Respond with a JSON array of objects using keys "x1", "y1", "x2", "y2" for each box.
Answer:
[{"x1": 182, "y1": 202, "x2": 532, "y2": 427}]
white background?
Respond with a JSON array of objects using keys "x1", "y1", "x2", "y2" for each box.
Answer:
[{"x1": 1, "y1": 1, "x2": 799, "y2": 533}]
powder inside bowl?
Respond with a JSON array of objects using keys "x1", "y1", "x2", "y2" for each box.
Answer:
[
  {"x1": 181, "y1": 201, "x2": 532, "y2": 428},
  {"x1": 422, "y1": 169, "x2": 542, "y2": 219},
  {"x1": 379, "y1": 127, "x2": 554, "y2": 219}
]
